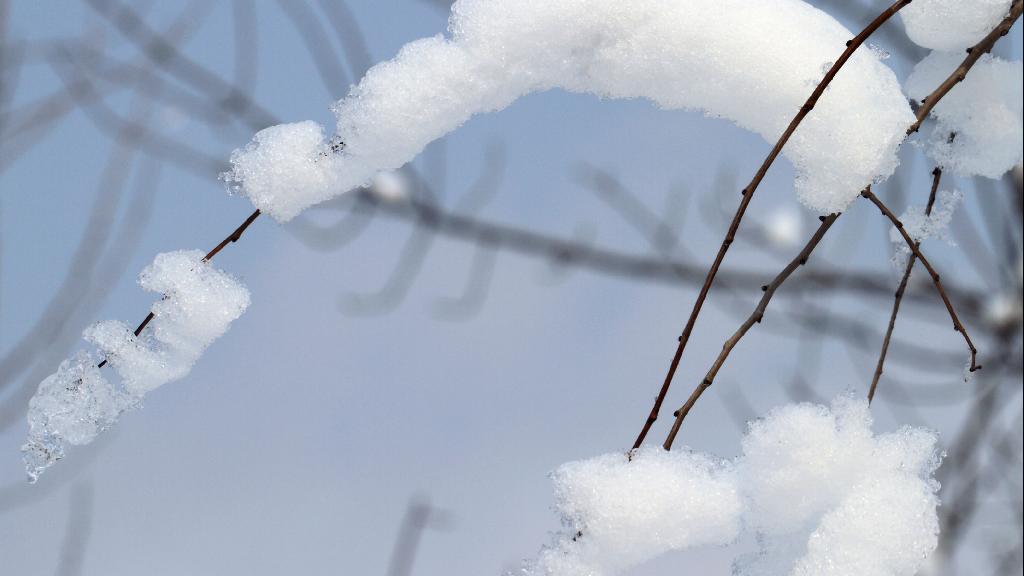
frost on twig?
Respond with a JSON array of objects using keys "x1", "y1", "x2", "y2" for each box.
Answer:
[
  {"x1": 889, "y1": 189, "x2": 963, "y2": 269},
  {"x1": 22, "y1": 251, "x2": 249, "y2": 482},
  {"x1": 519, "y1": 397, "x2": 941, "y2": 576},
  {"x1": 224, "y1": 0, "x2": 913, "y2": 221}
]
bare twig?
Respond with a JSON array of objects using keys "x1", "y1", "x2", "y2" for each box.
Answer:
[
  {"x1": 868, "y1": 167, "x2": 942, "y2": 403},
  {"x1": 663, "y1": 213, "x2": 841, "y2": 449},
  {"x1": 861, "y1": 188, "x2": 980, "y2": 372},
  {"x1": 632, "y1": 0, "x2": 913, "y2": 448}
]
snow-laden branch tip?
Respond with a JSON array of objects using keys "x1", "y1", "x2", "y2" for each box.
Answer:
[
  {"x1": 905, "y1": 51, "x2": 1023, "y2": 179},
  {"x1": 224, "y1": 0, "x2": 913, "y2": 221},
  {"x1": 22, "y1": 251, "x2": 249, "y2": 482},
  {"x1": 519, "y1": 397, "x2": 941, "y2": 576},
  {"x1": 899, "y1": 0, "x2": 1016, "y2": 51}
]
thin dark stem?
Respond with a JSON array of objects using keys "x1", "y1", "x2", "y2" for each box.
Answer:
[
  {"x1": 860, "y1": 188, "x2": 980, "y2": 372},
  {"x1": 908, "y1": 0, "x2": 1024, "y2": 135},
  {"x1": 96, "y1": 208, "x2": 261, "y2": 368},
  {"x1": 868, "y1": 167, "x2": 942, "y2": 404},
  {"x1": 631, "y1": 0, "x2": 912, "y2": 449},
  {"x1": 663, "y1": 213, "x2": 841, "y2": 450}
]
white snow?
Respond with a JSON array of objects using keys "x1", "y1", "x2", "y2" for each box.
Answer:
[
  {"x1": 22, "y1": 251, "x2": 249, "y2": 482},
  {"x1": 225, "y1": 121, "x2": 345, "y2": 222},
  {"x1": 85, "y1": 250, "x2": 250, "y2": 395},
  {"x1": 736, "y1": 396, "x2": 941, "y2": 576},
  {"x1": 899, "y1": 0, "x2": 1013, "y2": 51},
  {"x1": 226, "y1": 0, "x2": 913, "y2": 219},
  {"x1": 521, "y1": 397, "x2": 941, "y2": 576},
  {"x1": 889, "y1": 189, "x2": 963, "y2": 268},
  {"x1": 521, "y1": 448, "x2": 741, "y2": 576},
  {"x1": 905, "y1": 51, "x2": 1024, "y2": 179}
]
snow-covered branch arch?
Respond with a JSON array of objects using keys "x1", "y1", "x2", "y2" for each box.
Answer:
[{"x1": 225, "y1": 0, "x2": 914, "y2": 220}]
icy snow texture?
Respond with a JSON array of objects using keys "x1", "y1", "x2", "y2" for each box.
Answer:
[
  {"x1": 905, "y1": 51, "x2": 1023, "y2": 178},
  {"x1": 22, "y1": 251, "x2": 249, "y2": 481},
  {"x1": 899, "y1": 0, "x2": 1013, "y2": 51},
  {"x1": 22, "y1": 353, "x2": 126, "y2": 483},
  {"x1": 889, "y1": 189, "x2": 963, "y2": 268},
  {"x1": 226, "y1": 0, "x2": 913, "y2": 220},
  {"x1": 522, "y1": 448, "x2": 741, "y2": 575},
  {"x1": 522, "y1": 397, "x2": 941, "y2": 576}
]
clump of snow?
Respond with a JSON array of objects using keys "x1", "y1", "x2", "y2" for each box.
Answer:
[
  {"x1": 899, "y1": 0, "x2": 1013, "y2": 51},
  {"x1": 85, "y1": 250, "x2": 250, "y2": 394},
  {"x1": 22, "y1": 251, "x2": 249, "y2": 482},
  {"x1": 889, "y1": 189, "x2": 963, "y2": 268},
  {"x1": 521, "y1": 397, "x2": 941, "y2": 576},
  {"x1": 905, "y1": 51, "x2": 1023, "y2": 178},
  {"x1": 224, "y1": 121, "x2": 345, "y2": 222},
  {"x1": 521, "y1": 447, "x2": 741, "y2": 576},
  {"x1": 21, "y1": 353, "x2": 127, "y2": 483},
  {"x1": 228, "y1": 0, "x2": 913, "y2": 220},
  {"x1": 737, "y1": 396, "x2": 941, "y2": 576}
]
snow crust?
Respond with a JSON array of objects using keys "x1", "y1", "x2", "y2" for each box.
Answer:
[
  {"x1": 905, "y1": 51, "x2": 1023, "y2": 179},
  {"x1": 22, "y1": 251, "x2": 249, "y2": 482},
  {"x1": 226, "y1": 0, "x2": 913, "y2": 219},
  {"x1": 520, "y1": 397, "x2": 941, "y2": 576},
  {"x1": 899, "y1": 0, "x2": 1013, "y2": 51}
]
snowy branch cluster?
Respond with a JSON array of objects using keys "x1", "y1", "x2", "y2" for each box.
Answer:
[
  {"x1": 22, "y1": 251, "x2": 249, "y2": 482},
  {"x1": 20, "y1": 0, "x2": 1024, "y2": 571},
  {"x1": 521, "y1": 398, "x2": 941, "y2": 576}
]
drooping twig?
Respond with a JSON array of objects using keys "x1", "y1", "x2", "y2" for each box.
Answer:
[
  {"x1": 907, "y1": 0, "x2": 1024, "y2": 135},
  {"x1": 631, "y1": 0, "x2": 913, "y2": 449},
  {"x1": 860, "y1": 188, "x2": 980, "y2": 373},
  {"x1": 868, "y1": 167, "x2": 942, "y2": 404},
  {"x1": 662, "y1": 213, "x2": 841, "y2": 450}
]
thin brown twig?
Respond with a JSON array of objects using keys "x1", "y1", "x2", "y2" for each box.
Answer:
[
  {"x1": 95, "y1": 209, "x2": 261, "y2": 368},
  {"x1": 868, "y1": 167, "x2": 942, "y2": 404},
  {"x1": 860, "y1": 188, "x2": 980, "y2": 373},
  {"x1": 631, "y1": 0, "x2": 913, "y2": 449},
  {"x1": 663, "y1": 213, "x2": 841, "y2": 450},
  {"x1": 907, "y1": 0, "x2": 1024, "y2": 135}
]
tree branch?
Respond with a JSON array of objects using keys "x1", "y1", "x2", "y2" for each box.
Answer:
[
  {"x1": 860, "y1": 188, "x2": 980, "y2": 372},
  {"x1": 632, "y1": 0, "x2": 913, "y2": 449},
  {"x1": 868, "y1": 167, "x2": 942, "y2": 404},
  {"x1": 663, "y1": 212, "x2": 841, "y2": 450}
]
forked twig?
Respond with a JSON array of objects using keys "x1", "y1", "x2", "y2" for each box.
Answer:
[
  {"x1": 868, "y1": 168, "x2": 942, "y2": 404},
  {"x1": 861, "y1": 188, "x2": 980, "y2": 373},
  {"x1": 631, "y1": 0, "x2": 913, "y2": 449},
  {"x1": 663, "y1": 213, "x2": 841, "y2": 450}
]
